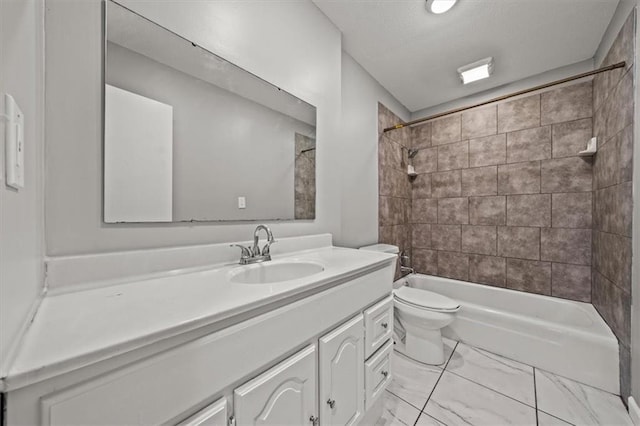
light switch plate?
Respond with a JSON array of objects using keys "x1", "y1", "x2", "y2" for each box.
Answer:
[
  {"x1": 5, "y1": 94, "x2": 25, "y2": 189},
  {"x1": 238, "y1": 196, "x2": 246, "y2": 209}
]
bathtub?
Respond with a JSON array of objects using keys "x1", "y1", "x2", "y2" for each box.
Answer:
[{"x1": 395, "y1": 274, "x2": 620, "y2": 395}]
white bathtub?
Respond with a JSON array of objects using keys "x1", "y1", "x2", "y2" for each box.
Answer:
[{"x1": 395, "y1": 274, "x2": 620, "y2": 394}]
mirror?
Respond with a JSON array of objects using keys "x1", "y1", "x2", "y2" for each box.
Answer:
[{"x1": 103, "y1": 1, "x2": 317, "y2": 223}]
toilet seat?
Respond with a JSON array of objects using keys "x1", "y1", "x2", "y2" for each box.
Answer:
[{"x1": 394, "y1": 287, "x2": 460, "y2": 313}]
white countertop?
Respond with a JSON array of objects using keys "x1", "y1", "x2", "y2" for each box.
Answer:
[{"x1": 5, "y1": 246, "x2": 395, "y2": 390}]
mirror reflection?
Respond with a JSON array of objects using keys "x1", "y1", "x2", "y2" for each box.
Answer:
[{"x1": 104, "y1": 1, "x2": 317, "y2": 223}]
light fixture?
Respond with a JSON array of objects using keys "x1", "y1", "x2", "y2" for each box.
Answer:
[
  {"x1": 426, "y1": 0, "x2": 457, "y2": 14},
  {"x1": 457, "y1": 57, "x2": 494, "y2": 85}
]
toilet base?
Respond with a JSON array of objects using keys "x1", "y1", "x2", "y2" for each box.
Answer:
[{"x1": 405, "y1": 328, "x2": 445, "y2": 365}]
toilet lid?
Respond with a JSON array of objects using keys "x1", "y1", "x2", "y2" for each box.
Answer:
[{"x1": 394, "y1": 287, "x2": 460, "y2": 311}]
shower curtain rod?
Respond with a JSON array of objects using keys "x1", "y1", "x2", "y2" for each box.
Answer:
[{"x1": 383, "y1": 61, "x2": 627, "y2": 133}]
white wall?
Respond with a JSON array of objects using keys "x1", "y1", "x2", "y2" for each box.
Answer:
[
  {"x1": 0, "y1": 0, "x2": 45, "y2": 376},
  {"x1": 45, "y1": 0, "x2": 341, "y2": 255},
  {"x1": 339, "y1": 52, "x2": 409, "y2": 248}
]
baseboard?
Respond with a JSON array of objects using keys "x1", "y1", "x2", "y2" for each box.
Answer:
[{"x1": 629, "y1": 396, "x2": 640, "y2": 425}]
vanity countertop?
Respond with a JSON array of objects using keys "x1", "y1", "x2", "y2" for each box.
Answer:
[{"x1": 4, "y1": 246, "x2": 395, "y2": 391}]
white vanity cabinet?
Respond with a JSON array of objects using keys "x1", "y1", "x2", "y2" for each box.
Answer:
[
  {"x1": 177, "y1": 397, "x2": 228, "y2": 426},
  {"x1": 234, "y1": 345, "x2": 318, "y2": 426},
  {"x1": 318, "y1": 315, "x2": 364, "y2": 426}
]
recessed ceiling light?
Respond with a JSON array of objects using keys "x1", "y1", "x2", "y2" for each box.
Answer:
[
  {"x1": 426, "y1": 0, "x2": 457, "y2": 14},
  {"x1": 457, "y1": 57, "x2": 494, "y2": 84}
]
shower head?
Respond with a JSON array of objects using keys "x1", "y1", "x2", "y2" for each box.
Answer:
[{"x1": 408, "y1": 149, "x2": 419, "y2": 158}]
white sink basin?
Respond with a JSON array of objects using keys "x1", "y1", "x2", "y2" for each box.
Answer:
[{"x1": 228, "y1": 261, "x2": 325, "y2": 284}]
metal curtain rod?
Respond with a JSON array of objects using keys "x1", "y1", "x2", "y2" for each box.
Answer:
[{"x1": 383, "y1": 61, "x2": 627, "y2": 133}]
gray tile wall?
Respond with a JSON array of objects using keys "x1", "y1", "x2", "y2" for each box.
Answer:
[
  {"x1": 592, "y1": 10, "x2": 635, "y2": 402},
  {"x1": 378, "y1": 104, "x2": 412, "y2": 279},
  {"x1": 402, "y1": 80, "x2": 594, "y2": 301}
]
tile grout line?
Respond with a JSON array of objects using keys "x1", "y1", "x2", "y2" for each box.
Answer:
[
  {"x1": 412, "y1": 340, "x2": 460, "y2": 426},
  {"x1": 534, "y1": 367, "x2": 539, "y2": 426}
]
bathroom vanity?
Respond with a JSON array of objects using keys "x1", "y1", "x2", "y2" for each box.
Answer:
[{"x1": 2, "y1": 235, "x2": 396, "y2": 425}]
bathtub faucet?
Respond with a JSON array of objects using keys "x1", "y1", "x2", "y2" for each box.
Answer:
[{"x1": 399, "y1": 250, "x2": 415, "y2": 275}]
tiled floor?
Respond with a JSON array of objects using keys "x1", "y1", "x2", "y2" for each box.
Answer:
[{"x1": 377, "y1": 339, "x2": 633, "y2": 426}]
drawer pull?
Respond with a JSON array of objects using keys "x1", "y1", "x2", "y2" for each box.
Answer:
[
  {"x1": 310, "y1": 415, "x2": 319, "y2": 425},
  {"x1": 381, "y1": 322, "x2": 388, "y2": 329},
  {"x1": 381, "y1": 370, "x2": 389, "y2": 378},
  {"x1": 327, "y1": 398, "x2": 336, "y2": 409}
]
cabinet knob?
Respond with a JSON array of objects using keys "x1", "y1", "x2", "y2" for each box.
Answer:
[
  {"x1": 327, "y1": 398, "x2": 336, "y2": 409},
  {"x1": 309, "y1": 415, "x2": 319, "y2": 425},
  {"x1": 381, "y1": 370, "x2": 389, "y2": 378},
  {"x1": 381, "y1": 322, "x2": 388, "y2": 329}
]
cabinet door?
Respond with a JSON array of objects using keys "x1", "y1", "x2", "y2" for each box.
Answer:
[
  {"x1": 319, "y1": 315, "x2": 364, "y2": 426},
  {"x1": 177, "y1": 397, "x2": 228, "y2": 426},
  {"x1": 234, "y1": 344, "x2": 317, "y2": 426}
]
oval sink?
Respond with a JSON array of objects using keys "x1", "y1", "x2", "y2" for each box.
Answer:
[{"x1": 228, "y1": 261, "x2": 325, "y2": 284}]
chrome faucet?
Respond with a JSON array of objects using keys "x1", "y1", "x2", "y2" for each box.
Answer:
[
  {"x1": 399, "y1": 250, "x2": 415, "y2": 275},
  {"x1": 231, "y1": 225, "x2": 276, "y2": 265}
]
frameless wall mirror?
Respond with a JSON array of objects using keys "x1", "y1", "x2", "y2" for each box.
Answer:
[{"x1": 103, "y1": 1, "x2": 317, "y2": 223}]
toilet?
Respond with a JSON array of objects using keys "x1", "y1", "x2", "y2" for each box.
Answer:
[
  {"x1": 393, "y1": 286, "x2": 460, "y2": 365},
  {"x1": 359, "y1": 243, "x2": 461, "y2": 365}
]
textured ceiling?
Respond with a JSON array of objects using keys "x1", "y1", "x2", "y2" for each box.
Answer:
[{"x1": 313, "y1": 0, "x2": 619, "y2": 112}]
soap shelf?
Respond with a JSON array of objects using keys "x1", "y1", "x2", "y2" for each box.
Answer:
[{"x1": 579, "y1": 137, "x2": 597, "y2": 157}]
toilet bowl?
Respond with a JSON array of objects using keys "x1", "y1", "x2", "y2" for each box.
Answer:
[{"x1": 393, "y1": 286, "x2": 460, "y2": 365}]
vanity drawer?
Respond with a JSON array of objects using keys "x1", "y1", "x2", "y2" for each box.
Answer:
[
  {"x1": 363, "y1": 295, "x2": 393, "y2": 358},
  {"x1": 364, "y1": 340, "x2": 393, "y2": 410}
]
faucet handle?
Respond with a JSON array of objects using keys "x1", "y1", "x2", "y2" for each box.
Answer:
[
  {"x1": 230, "y1": 244, "x2": 253, "y2": 258},
  {"x1": 262, "y1": 239, "x2": 277, "y2": 256}
]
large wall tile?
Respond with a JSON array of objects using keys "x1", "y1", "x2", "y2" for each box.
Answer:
[
  {"x1": 594, "y1": 183, "x2": 633, "y2": 236},
  {"x1": 462, "y1": 106, "x2": 497, "y2": 139},
  {"x1": 497, "y1": 95, "x2": 541, "y2": 133},
  {"x1": 413, "y1": 147, "x2": 438, "y2": 174},
  {"x1": 594, "y1": 132, "x2": 620, "y2": 189},
  {"x1": 413, "y1": 248, "x2": 438, "y2": 274},
  {"x1": 461, "y1": 225, "x2": 497, "y2": 255},
  {"x1": 497, "y1": 161, "x2": 541, "y2": 194},
  {"x1": 412, "y1": 122, "x2": 431, "y2": 149},
  {"x1": 551, "y1": 118, "x2": 592, "y2": 159},
  {"x1": 379, "y1": 196, "x2": 408, "y2": 226},
  {"x1": 541, "y1": 157, "x2": 592, "y2": 193},
  {"x1": 432, "y1": 115, "x2": 461, "y2": 146},
  {"x1": 469, "y1": 254, "x2": 506, "y2": 287},
  {"x1": 506, "y1": 194, "x2": 551, "y2": 227},
  {"x1": 438, "y1": 141, "x2": 469, "y2": 171},
  {"x1": 551, "y1": 192, "x2": 592, "y2": 228},
  {"x1": 379, "y1": 224, "x2": 410, "y2": 254},
  {"x1": 380, "y1": 166, "x2": 411, "y2": 198},
  {"x1": 618, "y1": 124, "x2": 633, "y2": 182},
  {"x1": 551, "y1": 263, "x2": 591, "y2": 302},
  {"x1": 606, "y1": 69, "x2": 634, "y2": 140},
  {"x1": 437, "y1": 251, "x2": 469, "y2": 281},
  {"x1": 412, "y1": 198, "x2": 438, "y2": 224},
  {"x1": 412, "y1": 224, "x2": 431, "y2": 248},
  {"x1": 593, "y1": 231, "x2": 632, "y2": 292},
  {"x1": 592, "y1": 271, "x2": 631, "y2": 347},
  {"x1": 461, "y1": 166, "x2": 497, "y2": 196},
  {"x1": 541, "y1": 228, "x2": 591, "y2": 265},
  {"x1": 469, "y1": 196, "x2": 506, "y2": 225},
  {"x1": 432, "y1": 170, "x2": 462, "y2": 198},
  {"x1": 506, "y1": 258, "x2": 551, "y2": 295},
  {"x1": 506, "y1": 126, "x2": 552, "y2": 163},
  {"x1": 541, "y1": 81, "x2": 592, "y2": 125},
  {"x1": 431, "y1": 224, "x2": 461, "y2": 251},
  {"x1": 469, "y1": 134, "x2": 506, "y2": 167},
  {"x1": 497, "y1": 226, "x2": 540, "y2": 260},
  {"x1": 438, "y1": 197, "x2": 469, "y2": 224},
  {"x1": 412, "y1": 173, "x2": 431, "y2": 199},
  {"x1": 379, "y1": 136, "x2": 406, "y2": 170}
]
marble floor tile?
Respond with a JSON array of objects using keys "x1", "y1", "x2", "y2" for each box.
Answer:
[
  {"x1": 387, "y1": 351, "x2": 443, "y2": 410},
  {"x1": 415, "y1": 413, "x2": 446, "y2": 425},
  {"x1": 424, "y1": 371, "x2": 537, "y2": 425},
  {"x1": 446, "y1": 343, "x2": 535, "y2": 406},
  {"x1": 376, "y1": 390, "x2": 422, "y2": 426},
  {"x1": 535, "y1": 369, "x2": 633, "y2": 426},
  {"x1": 537, "y1": 411, "x2": 572, "y2": 425}
]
